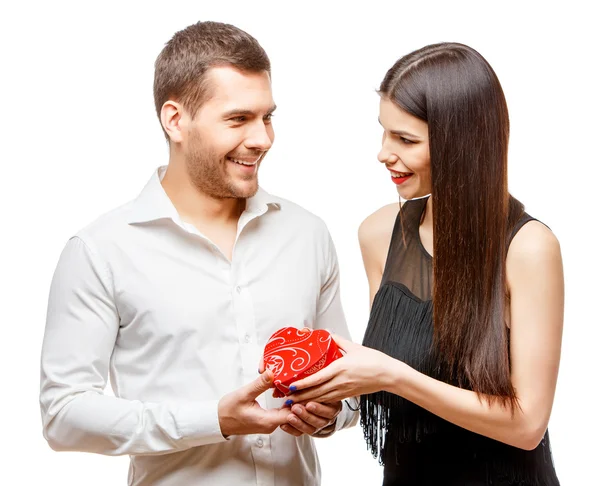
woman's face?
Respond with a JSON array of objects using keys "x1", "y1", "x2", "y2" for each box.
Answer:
[{"x1": 378, "y1": 96, "x2": 431, "y2": 200}]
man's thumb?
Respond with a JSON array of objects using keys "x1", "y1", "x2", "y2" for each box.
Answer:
[{"x1": 244, "y1": 369, "x2": 274, "y2": 399}]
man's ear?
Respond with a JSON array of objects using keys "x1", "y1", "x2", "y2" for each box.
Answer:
[{"x1": 160, "y1": 100, "x2": 185, "y2": 143}]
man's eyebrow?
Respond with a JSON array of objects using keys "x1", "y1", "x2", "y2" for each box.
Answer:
[
  {"x1": 222, "y1": 105, "x2": 277, "y2": 118},
  {"x1": 378, "y1": 118, "x2": 420, "y2": 139}
]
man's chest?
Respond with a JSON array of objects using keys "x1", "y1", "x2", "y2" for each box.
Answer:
[{"x1": 110, "y1": 239, "x2": 324, "y2": 347}]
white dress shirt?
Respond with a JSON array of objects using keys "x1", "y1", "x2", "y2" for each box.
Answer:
[{"x1": 40, "y1": 167, "x2": 357, "y2": 486}]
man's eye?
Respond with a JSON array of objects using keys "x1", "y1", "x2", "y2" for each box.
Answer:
[
  {"x1": 230, "y1": 116, "x2": 246, "y2": 123},
  {"x1": 264, "y1": 114, "x2": 274, "y2": 123}
]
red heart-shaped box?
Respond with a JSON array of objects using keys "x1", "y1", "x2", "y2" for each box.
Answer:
[{"x1": 263, "y1": 327, "x2": 343, "y2": 398}]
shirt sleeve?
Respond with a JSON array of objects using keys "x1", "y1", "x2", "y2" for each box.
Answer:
[
  {"x1": 40, "y1": 236, "x2": 228, "y2": 456},
  {"x1": 312, "y1": 225, "x2": 359, "y2": 432}
]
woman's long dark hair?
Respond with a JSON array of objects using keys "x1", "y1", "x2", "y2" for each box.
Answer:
[{"x1": 380, "y1": 43, "x2": 524, "y2": 409}]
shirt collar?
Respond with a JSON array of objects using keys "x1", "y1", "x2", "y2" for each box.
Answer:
[
  {"x1": 246, "y1": 185, "x2": 282, "y2": 214},
  {"x1": 127, "y1": 166, "x2": 281, "y2": 225}
]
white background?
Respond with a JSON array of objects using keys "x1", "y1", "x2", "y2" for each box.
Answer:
[{"x1": 1, "y1": 1, "x2": 598, "y2": 484}]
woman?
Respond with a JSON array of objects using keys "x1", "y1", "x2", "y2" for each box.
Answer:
[{"x1": 288, "y1": 43, "x2": 563, "y2": 485}]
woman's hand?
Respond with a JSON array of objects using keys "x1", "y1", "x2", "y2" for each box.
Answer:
[{"x1": 286, "y1": 334, "x2": 399, "y2": 404}]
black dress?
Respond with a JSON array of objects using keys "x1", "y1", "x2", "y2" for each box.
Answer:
[{"x1": 361, "y1": 197, "x2": 560, "y2": 486}]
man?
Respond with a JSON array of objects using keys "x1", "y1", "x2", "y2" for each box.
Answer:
[{"x1": 40, "y1": 21, "x2": 357, "y2": 486}]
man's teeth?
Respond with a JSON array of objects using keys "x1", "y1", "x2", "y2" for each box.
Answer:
[{"x1": 229, "y1": 157, "x2": 257, "y2": 166}]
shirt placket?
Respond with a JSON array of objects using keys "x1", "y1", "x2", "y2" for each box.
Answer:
[{"x1": 231, "y1": 208, "x2": 275, "y2": 486}]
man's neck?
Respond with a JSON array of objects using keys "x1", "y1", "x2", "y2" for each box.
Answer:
[{"x1": 161, "y1": 160, "x2": 245, "y2": 226}]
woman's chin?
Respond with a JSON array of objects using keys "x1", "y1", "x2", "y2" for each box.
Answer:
[{"x1": 396, "y1": 185, "x2": 429, "y2": 201}]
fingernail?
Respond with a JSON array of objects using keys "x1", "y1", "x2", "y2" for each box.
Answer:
[
  {"x1": 307, "y1": 404, "x2": 315, "y2": 412},
  {"x1": 285, "y1": 399, "x2": 293, "y2": 407},
  {"x1": 289, "y1": 385, "x2": 297, "y2": 392}
]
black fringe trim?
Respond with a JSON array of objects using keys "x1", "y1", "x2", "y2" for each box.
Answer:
[
  {"x1": 361, "y1": 282, "x2": 560, "y2": 485},
  {"x1": 361, "y1": 282, "x2": 438, "y2": 461}
]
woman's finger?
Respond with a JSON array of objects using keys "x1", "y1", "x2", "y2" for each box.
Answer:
[
  {"x1": 287, "y1": 386, "x2": 324, "y2": 404},
  {"x1": 291, "y1": 391, "x2": 340, "y2": 405},
  {"x1": 288, "y1": 384, "x2": 339, "y2": 404},
  {"x1": 289, "y1": 364, "x2": 337, "y2": 392}
]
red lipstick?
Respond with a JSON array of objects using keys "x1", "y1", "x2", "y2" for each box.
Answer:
[{"x1": 391, "y1": 174, "x2": 413, "y2": 185}]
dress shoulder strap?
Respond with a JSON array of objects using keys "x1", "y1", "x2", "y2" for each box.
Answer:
[{"x1": 508, "y1": 213, "x2": 550, "y2": 246}]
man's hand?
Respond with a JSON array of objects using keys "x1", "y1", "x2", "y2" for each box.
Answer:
[
  {"x1": 281, "y1": 401, "x2": 342, "y2": 437},
  {"x1": 218, "y1": 370, "x2": 290, "y2": 437}
]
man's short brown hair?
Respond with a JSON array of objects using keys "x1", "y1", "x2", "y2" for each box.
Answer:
[{"x1": 153, "y1": 21, "x2": 271, "y2": 134}]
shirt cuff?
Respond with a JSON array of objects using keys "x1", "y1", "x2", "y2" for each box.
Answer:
[
  {"x1": 335, "y1": 397, "x2": 360, "y2": 432},
  {"x1": 313, "y1": 398, "x2": 359, "y2": 438}
]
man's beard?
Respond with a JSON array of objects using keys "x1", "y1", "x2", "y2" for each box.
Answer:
[{"x1": 185, "y1": 131, "x2": 260, "y2": 199}]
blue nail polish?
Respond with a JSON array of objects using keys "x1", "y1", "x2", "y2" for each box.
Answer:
[
  {"x1": 285, "y1": 399, "x2": 293, "y2": 407},
  {"x1": 289, "y1": 385, "x2": 297, "y2": 392}
]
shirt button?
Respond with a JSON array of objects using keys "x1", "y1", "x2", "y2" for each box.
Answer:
[
  {"x1": 236, "y1": 286, "x2": 242, "y2": 293},
  {"x1": 256, "y1": 438, "x2": 264, "y2": 448},
  {"x1": 244, "y1": 334, "x2": 251, "y2": 343}
]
